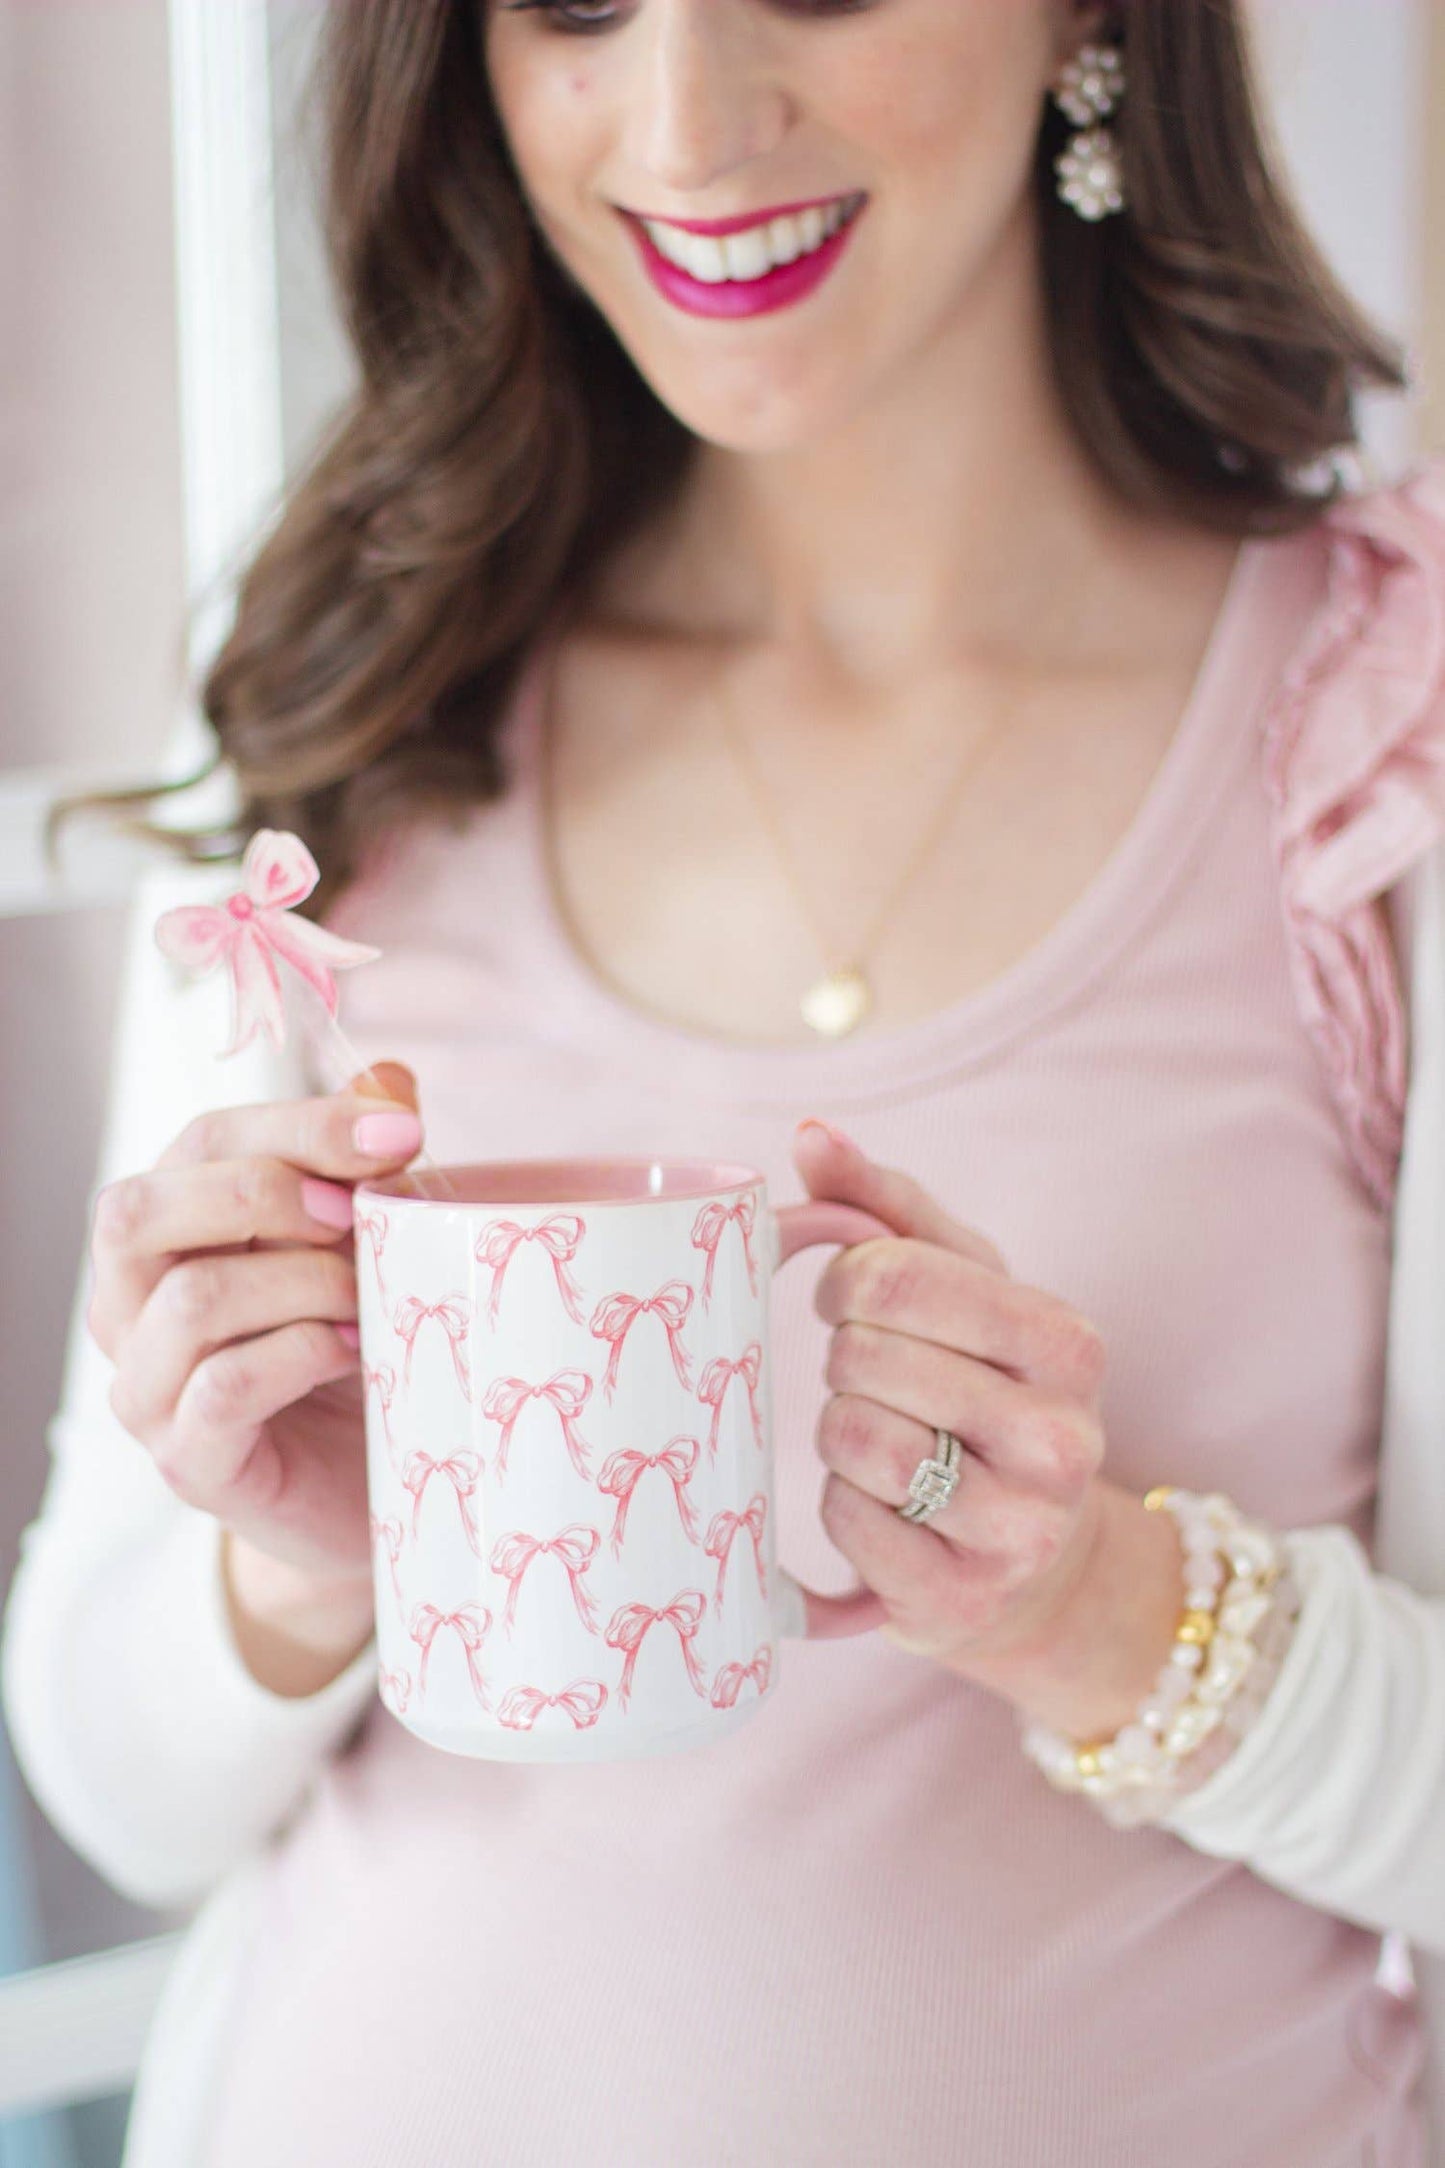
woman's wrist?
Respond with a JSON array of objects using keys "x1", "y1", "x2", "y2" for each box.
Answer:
[
  {"x1": 220, "y1": 1529, "x2": 377, "y2": 1699},
  {"x1": 956, "y1": 1480, "x2": 1187, "y2": 1741},
  {"x1": 1015, "y1": 1489, "x2": 1299, "y2": 1824}
]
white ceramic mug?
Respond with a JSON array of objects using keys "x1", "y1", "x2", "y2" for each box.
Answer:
[{"x1": 351, "y1": 1156, "x2": 891, "y2": 1762}]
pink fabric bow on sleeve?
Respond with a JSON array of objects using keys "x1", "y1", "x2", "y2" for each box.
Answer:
[
  {"x1": 152, "y1": 827, "x2": 381, "y2": 1057},
  {"x1": 1261, "y1": 453, "x2": 1445, "y2": 1211}
]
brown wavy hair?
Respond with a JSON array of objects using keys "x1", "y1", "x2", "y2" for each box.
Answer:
[{"x1": 47, "y1": 0, "x2": 1411, "y2": 927}]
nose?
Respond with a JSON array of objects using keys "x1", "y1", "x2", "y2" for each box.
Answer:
[{"x1": 621, "y1": 0, "x2": 791, "y2": 196}]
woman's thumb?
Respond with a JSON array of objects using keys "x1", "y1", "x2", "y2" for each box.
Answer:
[{"x1": 348, "y1": 1060, "x2": 419, "y2": 1112}]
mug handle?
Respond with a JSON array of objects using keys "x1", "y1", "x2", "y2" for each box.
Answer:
[{"x1": 770, "y1": 1198, "x2": 896, "y2": 1644}]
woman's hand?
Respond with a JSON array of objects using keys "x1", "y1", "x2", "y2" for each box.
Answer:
[
  {"x1": 85, "y1": 1061, "x2": 424, "y2": 1610},
  {"x1": 794, "y1": 1118, "x2": 1185, "y2": 1741}
]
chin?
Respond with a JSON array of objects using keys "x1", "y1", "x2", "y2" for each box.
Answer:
[{"x1": 628, "y1": 349, "x2": 878, "y2": 458}]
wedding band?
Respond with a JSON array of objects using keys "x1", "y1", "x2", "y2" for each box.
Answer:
[{"x1": 896, "y1": 1428, "x2": 964, "y2": 1524}]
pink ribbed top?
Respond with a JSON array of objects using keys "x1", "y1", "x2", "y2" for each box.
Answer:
[{"x1": 198, "y1": 465, "x2": 1445, "y2": 2168}]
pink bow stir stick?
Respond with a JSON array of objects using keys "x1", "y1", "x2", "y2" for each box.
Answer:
[{"x1": 152, "y1": 826, "x2": 457, "y2": 1199}]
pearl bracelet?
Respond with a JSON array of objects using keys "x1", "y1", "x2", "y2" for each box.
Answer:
[
  {"x1": 1018, "y1": 1487, "x2": 1291, "y2": 1822},
  {"x1": 1097, "y1": 1541, "x2": 1304, "y2": 1828}
]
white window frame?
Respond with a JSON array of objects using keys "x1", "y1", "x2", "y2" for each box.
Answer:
[
  {"x1": 1, "y1": 0, "x2": 283, "y2": 2117},
  {"x1": 1, "y1": 0, "x2": 282, "y2": 927}
]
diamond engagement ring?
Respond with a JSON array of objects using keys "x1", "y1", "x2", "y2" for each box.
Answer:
[{"x1": 896, "y1": 1428, "x2": 964, "y2": 1524}]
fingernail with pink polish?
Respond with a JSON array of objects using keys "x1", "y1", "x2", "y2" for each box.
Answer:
[
  {"x1": 353, "y1": 1110, "x2": 423, "y2": 1159},
  {"x1": 302, "y1": 1176, "x2": 356, "y2": 1230},
  {"x1": 797, "y1": 1117, "x2": 858, "y2": 1152},
  {"x1": 337, "y1": 1322, "x2": 360, "y2": 1348}
]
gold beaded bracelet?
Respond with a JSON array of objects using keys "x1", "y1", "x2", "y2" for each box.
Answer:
[{"x1": 1018, "y1": 1485, "x2": 1289, "y2": 1815}]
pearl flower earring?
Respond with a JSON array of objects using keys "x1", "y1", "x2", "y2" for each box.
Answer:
[{"x1": 1051, "y1": 41, "x2": 1126, "y2": 221}]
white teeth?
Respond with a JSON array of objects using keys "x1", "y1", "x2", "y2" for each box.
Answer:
[
  {"x1": 766, "y1": 214, "x2": 803, "y2": 264},
  {"x1": 640, "y1": 195, "x2": 858, "y2": 283},
  {"x1": 681, "y1": 232, "x2": 729, "y2": 283},
  {"x1": 722, "y1": 225, "x2": 774, "y2": 281}
]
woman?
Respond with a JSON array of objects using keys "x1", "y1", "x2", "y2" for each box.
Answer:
[{"x1": 7, "y1": 0, "x2": 1445, "y2": 2160}]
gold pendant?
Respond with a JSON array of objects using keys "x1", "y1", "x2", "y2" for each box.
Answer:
[{"x1": 800, "y1": 964, "x2": 871, "y2": 1038}]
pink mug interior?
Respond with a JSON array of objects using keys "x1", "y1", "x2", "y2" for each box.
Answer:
[{"x1": 354, "y1": 1156, "x2": 763, "y2": 1207}]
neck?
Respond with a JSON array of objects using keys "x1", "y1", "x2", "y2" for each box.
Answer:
[{"x1": 646, "y1": 208, "x2": 1152, "y2": 691}]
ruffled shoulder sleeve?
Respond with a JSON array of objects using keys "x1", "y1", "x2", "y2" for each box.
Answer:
[{"x1": 1261, "y1": 451, "x2": 1445, "y2": 1212}]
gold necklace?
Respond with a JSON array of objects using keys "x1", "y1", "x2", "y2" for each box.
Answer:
[{"x1": 712, "y1": 661, "x2": 1016, "y2": 1038}]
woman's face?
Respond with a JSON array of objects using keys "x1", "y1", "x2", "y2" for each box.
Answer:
[{"x1": 484, "y1": 0, "x2": 1092, "y2": 453}]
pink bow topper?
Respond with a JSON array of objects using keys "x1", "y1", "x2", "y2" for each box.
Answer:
[{"x1": 152, "y1": 828, "x2": 381, "y2": 1057}]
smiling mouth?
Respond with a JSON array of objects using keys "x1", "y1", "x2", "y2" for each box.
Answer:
[{"x1": 622, "y1": 192, "x2": 867, "y2": 286}]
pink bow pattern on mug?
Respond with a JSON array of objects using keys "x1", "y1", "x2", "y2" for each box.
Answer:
[
  {"x1": 489, "y1": 1525, "x2": 603, "y2": 1637},
  {"x1": 361, "y1": 1360, "x2": 399, "y2": 1471},
  {"x1": 696, "y1": 1342, "x2": 764, "y2": 1460},
  {"x1": 590, "y1": 1279, "x2": 695, "y2": 1400},
  {"x1": 152, "y1": 828, "x2": 381, "y2": 1056},
  {"x1": 474, "y1": 1213, "x2": 588, "y2": 1328},
  {"x1": 354, "y1": 1205, "x2": 391, "y2": 1308},
  {"x1": 596, "y1": 1435, "x2": 704, "y2": 1558},
  {"x1": 604, "y1": 1589, "x2": 710, "y2": 1712},
  {"x1": 704, "y1": 1495, "x2": 769, "y2": 1617},
  {"x1": 710, "y1": 1645, "x2": 773, "y2": 1709},
  {"x1": 409, "y1": 1602, "x2": 493, "y2": 1707},
  {"x1": 379, "y1": 1666, "x2": 413, "y2": 1716},
  {"x1": 393, "y1": 1292, "x2": 474, "y2": 1398},
  {"x1": 690, "y1": 1191, "x2": 761, "y2": 1307},
  {"x1": 495, "y1": 1679, "x2": 609, "y2": 1734},
  {"x1": 401, "y1": 1448, "x2": 484, "y2": 1556},
  {"x1": 480, "y1": 1369, "x2": 594, "y2": 1483},
  {"x1": 369, "y1": 1511, "x2": 406, "y2": 1611}
]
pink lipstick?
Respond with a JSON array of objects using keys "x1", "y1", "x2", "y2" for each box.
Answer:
[{"x1": 618, "y1": 193, "x2": 867, "y2": 322}]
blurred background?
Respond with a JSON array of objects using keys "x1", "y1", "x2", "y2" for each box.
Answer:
[{"x1": 0, "y1": 2, "x2": 1442, "y2": 2160}]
